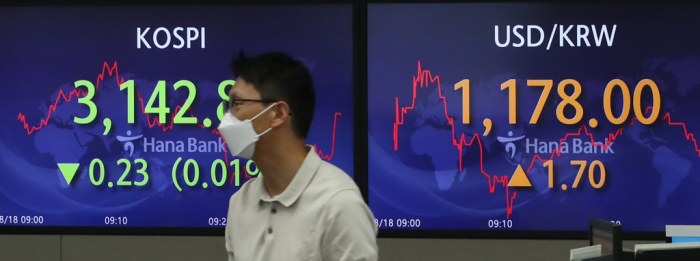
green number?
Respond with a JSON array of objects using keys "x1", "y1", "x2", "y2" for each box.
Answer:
[
  {"x1": 145, "y1": 81, "x2": 171, "y2": 124},
  {"x1": 172, "y1": 157, "x2": 183, "y2": 192},
  {"x1": 116, "y1": 159, "x2": 132, "y2": 186},
  {"x1": 133, "y1": 159, "x2": 149, "y2": 186},
  {"x1": 173, "y1": 80, "x2": 198, "y2": 124},
  {"x1": 74, "y1": 80, "x2": 97, "y2": 124},
  {"x1": 120, "y1": 80, "x2": 136, "y2": 124},
  {"x1": 211, "y1": 159, "x2": 226, "y2": 187},
  {"x1": 89, "y1": 158, "x2": 105, "y2": 186},
  {"x1": 246, "y1": 160, "x2": 261, "y2": 177},
  {"x1": 184, "y1": 159, "x2": 200, "y2": 186},
  {"x1": 230, "y1": 159, "x2": 240, "y2": 187},
  {"x1": 217, "y1": 80, "x2": 235, "y2": 121}
]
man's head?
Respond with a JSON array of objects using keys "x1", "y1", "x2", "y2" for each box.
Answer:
[{"x1": 225, "y1": 51, "x2": 315, "y2": 156}]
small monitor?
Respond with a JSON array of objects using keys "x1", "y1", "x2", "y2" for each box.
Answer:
[
  {"x1": 635, "y1": 245, "x2": 700, "y2": 261},
  {"x1": 590, "y1": 218, "x2": 623, "y2": 257},
  {"x1": 666, "y1": 225, "x2": 700, "y2": 243},
  {"x1": 672, "y1": 237, "x2": 700, "y2": 243},
  {"x1": 636, "y1": 248, "x2": 700, "y2": 261}
]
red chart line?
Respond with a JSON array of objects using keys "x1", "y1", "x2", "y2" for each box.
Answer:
[
  {"x1": 16, "y1": 61, "x2": 342, "y2": 186},
  {"x1": 393, "y1": 60, "x2": 700, "y2": 219},
  {"x1": 526, "y1": 109, "x2": 700, "y2": 172},
  {"x1": 18, "y1": 61, "x2": 124, "y2": 135},
  {"x1": 16, "y1": 61, "x2": 214, "y2": 134},
  {"x1": 314, "y1": 112, "x2": 342, "y2": 161},
  {"x1": 394, "y1": 61, "x2": 515, "y2": 218}
]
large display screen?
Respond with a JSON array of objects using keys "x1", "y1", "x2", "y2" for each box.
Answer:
[
  {"x1": 0, "y1": 5, "x2": 354, "y2": 229},
  {"x1": 368, "y1": 3, "x2": 700, "y2": 232}
]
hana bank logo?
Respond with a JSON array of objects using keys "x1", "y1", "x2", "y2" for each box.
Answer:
[
  {"x1": 497, "y1": 131, "x2": 525, "y2": 158},
  {"x1": 117, "y1": 130, "x2": 143, "y2": 157}
]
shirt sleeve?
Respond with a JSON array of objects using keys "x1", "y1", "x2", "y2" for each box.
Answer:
[
  {"x1": 321, "y1": 189, "x2": 379, "y2": 261},
  {"x1": 225, "y1": 194, "x2": 236, "y2": 261},
  {"x1": 225, "y1": 222, "x2": 234, "y2": 261}
]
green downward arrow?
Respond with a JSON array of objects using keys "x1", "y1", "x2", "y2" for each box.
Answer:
[{"x1": 57, "y1": 163, "x2": 80, "y2": 185}]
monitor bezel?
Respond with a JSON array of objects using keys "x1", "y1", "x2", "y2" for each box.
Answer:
[
  {"x1": 0, "y1": 0, "x2": 361, "y2": 237},
  {"x1": 363, "y1": 0, "x2": 680, "y2": 241},
  {"x1": 1, "y1": 0, "x2": 683, "y2": 241}
]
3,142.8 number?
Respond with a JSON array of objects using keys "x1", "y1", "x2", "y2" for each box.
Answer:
[{"x1": 71, "y1": 79, "x2": 236, "y2": 125}]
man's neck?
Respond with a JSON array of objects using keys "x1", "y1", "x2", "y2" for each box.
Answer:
[{"x1": 254, "y1": 141, "x2": 309, "y2": 198}]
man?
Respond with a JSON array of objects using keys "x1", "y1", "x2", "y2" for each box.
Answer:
[{"x1": 218, "y1": 51, "x2": 378, "y2": 261}]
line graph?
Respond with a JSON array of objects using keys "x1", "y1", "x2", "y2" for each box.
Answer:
[
  {"x1": 16, "y1": 61, "x2": 342, "y2": 184},
  {"x1": 314, "y1": 112, "x2": 342, "y2": 161},
  {"x1": 394, "y1": 61, "x2": 517, "y2": 218},
  {"x1": 16, "y1": 62, "x2": 217, "y2": 134},
  {"x1": 393, "y1": 60, "x2": 700, "y2": 219},
  {"x1": 18, "y1": 62, "x2": 124, "y2": 135},
  {"x1": 526, "y1": 110, "x2": 700, "y2": 173}
]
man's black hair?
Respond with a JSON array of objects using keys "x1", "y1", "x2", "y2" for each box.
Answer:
[{"x1": 231, "y1": 51, "x2": 315, "y2": 139}]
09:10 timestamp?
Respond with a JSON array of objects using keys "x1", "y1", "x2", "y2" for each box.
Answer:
[
  {"x1": 488, "y1": 219, "x2": 513, "y2": 229},
  {"x1": 105, "y1": 216, "x2": 128, "y2": 225}
]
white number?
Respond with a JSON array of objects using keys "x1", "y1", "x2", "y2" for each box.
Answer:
[{"x1": 488, "y1": 219, "x2": 512, "y2": 228}]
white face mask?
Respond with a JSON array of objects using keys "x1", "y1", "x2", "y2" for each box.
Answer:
[{"x1": 217, "y1": 103, "x2": 277, "y2": 159}]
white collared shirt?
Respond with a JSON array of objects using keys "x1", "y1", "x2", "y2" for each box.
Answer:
[{"x1": 225, "y1": 146, "x2": 378, "y2": 261}]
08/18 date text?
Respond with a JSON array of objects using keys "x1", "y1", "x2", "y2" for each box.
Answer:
[
  {"x1": 0, "y1": 216, "x2": 45, "y2": 225},
  {"x1": 375, "y1": 219, "x2": 421, "y2": 228}
]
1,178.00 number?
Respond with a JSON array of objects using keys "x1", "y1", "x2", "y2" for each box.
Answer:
[{"x1": 455, "y1": 78, "x2": 660, "y2": 126}]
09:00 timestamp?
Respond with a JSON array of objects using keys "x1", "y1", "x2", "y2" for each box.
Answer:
[
  {"x1": 375, "y1": 219, "x2": 421, "y2": 228},
  {"x1": 0, "y1": 216, "x2": 44, "y2": 225}
]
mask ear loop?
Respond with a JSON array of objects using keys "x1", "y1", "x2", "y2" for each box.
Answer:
[
  {"x1": 249, "y1": 102, "x2": 278, "y2": 137},
  {"x1": 256, "y1": 127, "x2": 273, "y2": 137},
  {"x1": 248, "y1": 102, "x2": 278, "y2": 122}
]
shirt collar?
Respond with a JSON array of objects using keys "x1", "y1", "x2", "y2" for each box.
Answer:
[{"x1": 256, "y1": 145, "x2": 321, "y2": 207}]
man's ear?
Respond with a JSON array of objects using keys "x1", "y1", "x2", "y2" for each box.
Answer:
[{"x1": 269, "y1": 102, "x2": 290, "y2": 128}]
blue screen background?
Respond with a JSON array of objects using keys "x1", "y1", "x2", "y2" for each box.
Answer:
[
  {"x1": 0, "y1": 5, "x2": 354, "y2": 228},
  {"x1": 368, "y1": 3, "x2": 700, "y2": 232}
]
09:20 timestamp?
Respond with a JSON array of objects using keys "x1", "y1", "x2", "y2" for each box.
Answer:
[{"x1": 208, "y1": 217, "x2": 227, "y2": 226}]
